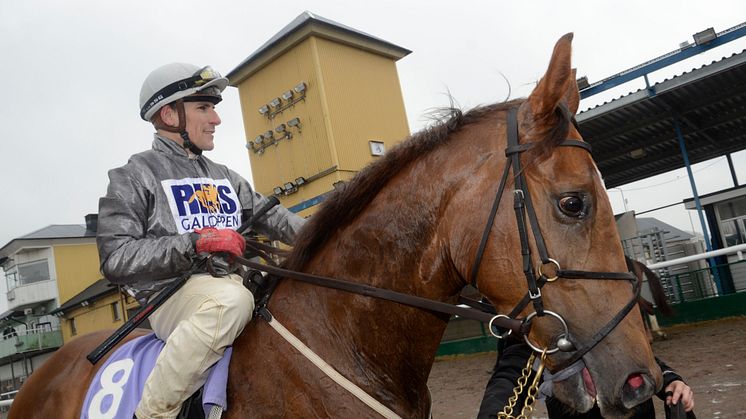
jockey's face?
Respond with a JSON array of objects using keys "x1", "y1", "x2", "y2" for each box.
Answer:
[{"x1": 183, "y1": 101, "x2": 221, "y2": 151}]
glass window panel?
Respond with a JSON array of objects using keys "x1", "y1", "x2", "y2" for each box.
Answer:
[
  {"x1": 721, "y1": 219, "x2": 746, "y2": 247},
  {"x1": 18, "y1": 260, "x2": 49, "y2": 285},
  {"x1": 719, "y1": 196, "x2": 746, "y2": 220}
]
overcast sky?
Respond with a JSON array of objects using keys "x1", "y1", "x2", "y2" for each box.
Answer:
[{"x1": 1, "y1": 0, "x2": 745, "y2": 251}]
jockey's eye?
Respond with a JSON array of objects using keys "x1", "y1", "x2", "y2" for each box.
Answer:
[{"x1": 558, "y1": 195, "x2": 586, "y2": 218}]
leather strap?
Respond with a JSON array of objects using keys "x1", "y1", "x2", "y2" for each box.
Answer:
[{"x1": 234, "y1": 255, "x2": 526, "y2": 334}]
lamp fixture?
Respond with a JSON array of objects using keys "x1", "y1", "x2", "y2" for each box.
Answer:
[
  {"x1": 269, "y1": 97, "x2": 281, "y2": 108},
  {"x1": 283, "y1": 181, "x2": 298, "y2": 194},
  {"x1": 629, "y1": 148, "x2": 646, "y2": 159},
  {"x1": 576, "y1": 76, "x2": 590, "y2": 90},
  {"x1": 287, "y1": 117, "x2": 301, "y2": 127},
  {"x1": 273, "y1": 186, "x2": 284, "y2": 195},
  {"x1": 258, "y1": 105, "x2": 269, "y2": 115},
  {"x1": 275, "y1": 124, "x2": 287, "y2": 133},
  {"x1": 262, "y1": 130, "x2": 274, "y2": 140},
  {"x1": 693, "y1": 27, "x2": 717, "y2": 46},
  {"x1": 254, "y1": 135, "x2": 263, "y2": 145},
  {"x1": 281, "y1": 90, "x2": 294, "y2": 101},
  {"x1": 294, "y1": 82, "x2": 307, "y2": 94},
  {"x1": 294, "y1": 177, "x2": 306, "y2": 186}
]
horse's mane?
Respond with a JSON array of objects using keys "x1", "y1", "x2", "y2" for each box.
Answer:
[{"x1": 284, "y1": 97, "x2": 572, "y2": 272}]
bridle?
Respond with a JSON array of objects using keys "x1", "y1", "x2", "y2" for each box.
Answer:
[
  {"x1": 234, "y1": 104, "x2": 639, "y2": 374},
  {"x1": 469, "y1": 106, "x2": 639, "y2": 371}
]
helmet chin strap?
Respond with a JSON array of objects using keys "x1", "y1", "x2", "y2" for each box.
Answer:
[{"x1": 155, "y1": 99, "x2": 203, "y2": 155}]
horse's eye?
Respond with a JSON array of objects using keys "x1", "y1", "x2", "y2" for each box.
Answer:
[{"x1": 558, "y1": 195, "x2": 585, "y2": 217}]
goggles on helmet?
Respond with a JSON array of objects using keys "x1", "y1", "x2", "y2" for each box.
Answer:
[{"x1": 140, "y1": 66, "x2": 223, "y2": 120}]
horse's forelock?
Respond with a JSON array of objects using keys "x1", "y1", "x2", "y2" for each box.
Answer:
[{"x1": 284, "y1": 99, "x2": 523, "y2": 271}]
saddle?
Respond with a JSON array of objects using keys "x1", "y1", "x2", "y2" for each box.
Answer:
[{"x1": 81, "y1": 333, "x2": 231, "y2": 419}]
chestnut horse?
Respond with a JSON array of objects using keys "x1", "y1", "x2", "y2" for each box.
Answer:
[{"x1": 10, "y1": 34, "x2": 661, "y2": 418}]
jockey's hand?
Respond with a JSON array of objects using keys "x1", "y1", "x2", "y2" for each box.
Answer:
[
  {"x1": 194, "y1": 227, "x2": 246, "y2": 257},
  {"x1": 665, "y1": 380, "x2": 694, "y2": 412}
]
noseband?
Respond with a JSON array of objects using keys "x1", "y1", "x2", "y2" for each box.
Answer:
[{"x1": 469, "y1": 106, "x2": 639, "y2": 371}]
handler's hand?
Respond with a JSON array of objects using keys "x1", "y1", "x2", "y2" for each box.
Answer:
[
  {"x1": 194, "y1": 227, "x2": 246, "y2": 257},
  {"x1": 665, "y1": 380, "x2": 694, "y2": 412}
]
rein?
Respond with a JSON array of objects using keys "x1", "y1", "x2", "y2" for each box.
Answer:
[{"x1": 234, "y1": 253, "x2": 525, "y2": 334}]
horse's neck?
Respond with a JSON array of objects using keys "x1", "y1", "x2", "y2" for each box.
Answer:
[{"x1": 259, "y1": 176, "x2": 462, "y2": 411}]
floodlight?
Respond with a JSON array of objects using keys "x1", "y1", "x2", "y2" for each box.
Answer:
[
  {"x1": 258, "y1": 105, "x2": 269, "y2": 115},
  {"x1": 281, "y1": 90, "x2": 294, "y2": 101},
  {"x1": 273, "y1": 186, "x2": 283, "y2": 195},
  {"x1": 262, "y1": 130, "x2": 274, "y2": 140},
  {"x1": 287, "y1": 117, "x2": 301, "y2": 127},
  {"x1": 576, "y1": 76, "x2": 590, "y2": 90},
  {"x1": 295, "y1": 177, "x2": 306, "y2": 186},
  {"x1": 693, "y1": 28, "x2": 717, "y2": 46},
  {"x1": 275, "y1": 124, "x2": 287, "y2": 133},
  {"x1": 269, "y1": 97, "x2": 281, "y2": 108},
  {"x1": 294, "y1": 82, "x2": 307, "y2": 94}
]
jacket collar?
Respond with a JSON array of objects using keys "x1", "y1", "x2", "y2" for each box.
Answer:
[{"x1": 152, "y1": 134, "x2": 200, "y2": 160}]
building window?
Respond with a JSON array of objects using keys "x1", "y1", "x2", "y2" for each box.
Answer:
[
  {"x1": 17, "y1": 260, "x2": 50, "y2": 287},
  {"x1": 112, "y1": 301, "x2": 121, "y2": 322},
  {"x1": 70, "y1": 318, "x2": 77, "y2": 336}
]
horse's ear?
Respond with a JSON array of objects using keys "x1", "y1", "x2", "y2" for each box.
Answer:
[
  {"x1": 528, "y1": 33, "x2": 576, "y2": 118},
  {"x1": 565, "y1": 68, "x2": 580, "y2": 115}
]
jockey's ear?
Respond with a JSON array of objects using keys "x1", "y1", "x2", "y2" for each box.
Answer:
[{"x1": 528, "y1": 33, "x2": 574, "y2": 121}]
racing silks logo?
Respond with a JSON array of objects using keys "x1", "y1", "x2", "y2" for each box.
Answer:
[
  {"x1": 187, "y1": 184, "x2": 222, "y2": 214},
  {"x1": 161, "y1": 178, "x2": 241, "y2": 233}
]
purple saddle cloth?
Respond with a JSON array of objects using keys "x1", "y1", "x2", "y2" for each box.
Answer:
[{"x1": 80, "y1": 333, "x2": 231, "y2": 418}]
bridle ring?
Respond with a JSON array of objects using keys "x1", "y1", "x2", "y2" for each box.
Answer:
[
  {"x1": 488, "y1": 314, "x2": 513, "y2": 339},
  {"x1": 537, "y1": 258, "x2": 561, "y2": 282},
  {"x1": 523, "y1": 310, "x2": 570, "y2": 354}
]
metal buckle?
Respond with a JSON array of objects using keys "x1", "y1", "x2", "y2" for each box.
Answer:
[{"x1": 528, "y1": 288, "x2": 541, "y2": 300}]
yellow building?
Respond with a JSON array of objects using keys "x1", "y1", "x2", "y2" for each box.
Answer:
[
  {"x1": 227, "y1": 11, "x2": 412, "y2": 217},
  {"x1": 51, "y1": 278, "x2": 132, "y2": 344},
  {"x1": 0, "y1": 215, "x2": 108, "y2": 393}
]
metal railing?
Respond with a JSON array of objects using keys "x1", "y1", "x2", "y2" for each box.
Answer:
[
  {"x1": 0, "y1": 327, "x2": 63, "y2": 359},
  {"x1": 648, "y1": 243, "x2": 746, "y2": 303}
]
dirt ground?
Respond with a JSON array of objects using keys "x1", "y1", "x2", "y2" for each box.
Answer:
[{"x1": 427, "y1": 316, "x2": 746, "y2": 418}]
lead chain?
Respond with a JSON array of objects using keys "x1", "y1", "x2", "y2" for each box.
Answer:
[{"x1": 497, "y1": 348, "x2": 547, "y2": 419}]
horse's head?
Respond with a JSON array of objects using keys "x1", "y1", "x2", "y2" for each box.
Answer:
[{"x1": 449, "y1": 34, "x2": 662, "y2": 417}]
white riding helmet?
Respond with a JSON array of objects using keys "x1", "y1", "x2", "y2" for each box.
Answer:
[{"x1": 139, "y1": 63, "x2": 229, "y2": 121}]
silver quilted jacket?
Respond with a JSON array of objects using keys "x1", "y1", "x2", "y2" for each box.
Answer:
[{"x1": 97, "y1": 134, "x2": 306, "y2": 303}]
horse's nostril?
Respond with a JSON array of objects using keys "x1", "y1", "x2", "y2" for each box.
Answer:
[
  {"x1": 626, "y1": 374, "x2": 644, "y2": 390},
  {"x1": 621, "y1": 373, "x2": 654, "y2": 409}
]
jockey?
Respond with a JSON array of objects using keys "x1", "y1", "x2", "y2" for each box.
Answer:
[{"x1": 97, "y1": 62, "x2": 306, "y2": 419}]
